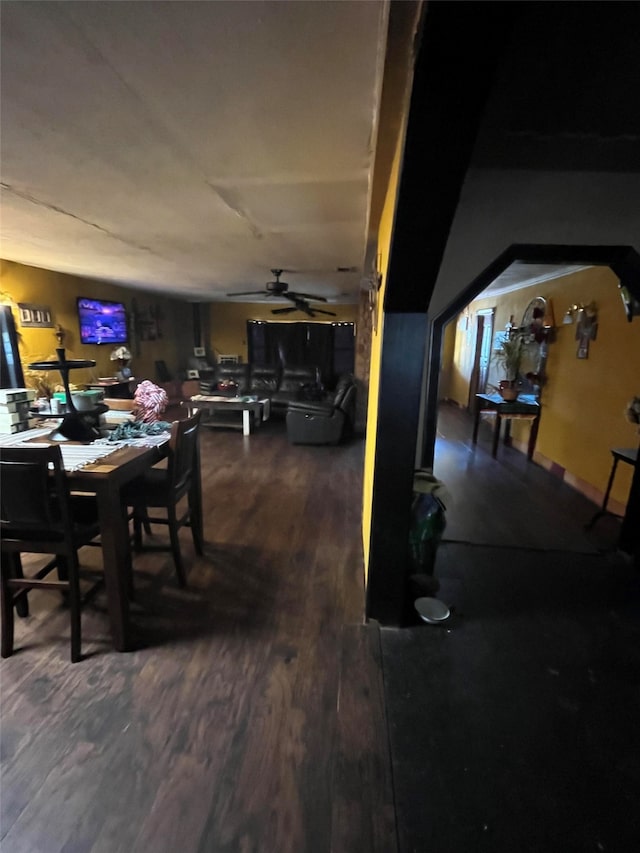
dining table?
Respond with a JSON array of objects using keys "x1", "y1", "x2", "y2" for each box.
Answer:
[{"x1": 1, "y1": 425, "x2": 171, "y2": 652}]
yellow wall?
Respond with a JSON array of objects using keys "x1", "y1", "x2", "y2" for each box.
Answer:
[
  {"x1": 0, "y1": 259, "x2": 191, "y2": 389},
  {"x1": 444, "y1": 266, "x2": 640, "y2": 506},
  {"x1": 208, "y1": 301, "x2": 358, "y2": 362},
  {"x1": 440, "y1": 315, "x2": 473, "y2": 405},
  {"x1": 361, "y1": 141, "x2": 402, "y2": 574}
]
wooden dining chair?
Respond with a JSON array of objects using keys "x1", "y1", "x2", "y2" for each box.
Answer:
[
  {"x1": 122, "y1": 410, "x2": 203, "y2": 587},
  {"x1": 0, "y1": 445, "x2": 102, "y2": 663}
]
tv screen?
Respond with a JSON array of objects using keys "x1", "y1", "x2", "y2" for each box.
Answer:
[{"x1": 77, "y1": 298, "x2": 129, "y2": 345}]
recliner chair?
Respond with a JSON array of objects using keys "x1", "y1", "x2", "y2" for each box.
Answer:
[{"x1": 286, "y1": 377, "x2": 356, "y2": 445}]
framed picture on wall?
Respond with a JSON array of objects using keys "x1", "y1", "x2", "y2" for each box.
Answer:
[{"x1": 18, "y1": 303, "x2": 53, "y2": 327}]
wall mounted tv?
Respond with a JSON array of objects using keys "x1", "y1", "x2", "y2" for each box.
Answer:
[{"x1": 77, "y1": 298, "x2": 129, "y2": 345}]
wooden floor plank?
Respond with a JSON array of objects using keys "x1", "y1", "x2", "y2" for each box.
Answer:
[
  {"x1": 331, "y1": 623, "x2": 398, "y2": 853},
  {"x1": 1, "y1": 421, "x2": 393, "y2": 853}
]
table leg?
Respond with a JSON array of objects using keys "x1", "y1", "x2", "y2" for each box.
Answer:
[
  {"x1": 242, "y1": 409, "x2": 251, "y2": 436},
  {"x1": 504, "y1": 418, "x2": 512, "y2": 447},
  {"x1": 620, "y1": 456, "x2": 640, "y2": 557},
  {"x1": 472, "y1": 407, "x2": 481, "y2": 445},
  {"x1": 527, "y1": 415, "x2": 540, "y2": 461},
  {"x1": 491, "y1": 412, "x2": 502, "y2": 459},
  {"x1": 492, "y1": 414, "x2": 501, "y2": 458},
  {"x1": 95, "y1": 481, "x2": 131, "y2": 652},
  {"x1": 253, "y1": 403, "x2": 262, "y2": 429},
  {"x1": 585, "y1": 454, "x2": 620, "y2": 530}
]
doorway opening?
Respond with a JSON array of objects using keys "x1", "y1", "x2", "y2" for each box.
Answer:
[{"x1": 424, "y1": 242, "x2": 640, "y2": 558}]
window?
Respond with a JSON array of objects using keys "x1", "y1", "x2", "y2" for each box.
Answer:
[{"x1": 247, "y1": 321, "x2": 355, "y2": 385}]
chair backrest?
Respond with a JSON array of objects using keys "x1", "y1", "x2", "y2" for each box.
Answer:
[
  {"x1": 167, "y1": 410, "x2": 202, "y2": 499},
  {"x1": 279, "y1": 365, "x2": 319, "y2": 393},
  {"x1": 249, "y1": 364, "x2": 281, "y2": 395},
  {"x1": 336, "y1": 382, "x2": 356, "y2": 425},
  {"x1": 0, "y1": 445, "x2": 72, "y2": 543}
]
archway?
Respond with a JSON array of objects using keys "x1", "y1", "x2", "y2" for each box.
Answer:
[{"x1": 421, "y1": 243, "x2": 640, "y2": 557}]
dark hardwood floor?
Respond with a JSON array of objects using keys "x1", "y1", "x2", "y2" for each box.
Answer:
[
  {"x1": 382, "y1": 403, "x2": 640, "y2": 853},
  {"x1": 0, "y1": 419, "x2": 395, "y2": 853},
  {"x1": 3, "y1": 403, "x2": 637, "y2": 853}
]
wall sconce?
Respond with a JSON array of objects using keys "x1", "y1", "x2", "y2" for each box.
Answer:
[
  {"x1": 54, "y1": 323, "x2": 66, "y2": 345},
  {"x1": 563, "y1": 302, "x2": 598, "y2": 358},
  {"x1": 562, "y1": 302, "x2": 596, "y2": 325}
]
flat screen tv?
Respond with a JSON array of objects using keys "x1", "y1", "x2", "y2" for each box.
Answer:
[{"x1": 77, "y1": 297, "x2": 129, "y2": 345}]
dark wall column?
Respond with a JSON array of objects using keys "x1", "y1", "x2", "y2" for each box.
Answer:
[{"x1": 366, "y1": 2, "x2": 518, "y2": 624}]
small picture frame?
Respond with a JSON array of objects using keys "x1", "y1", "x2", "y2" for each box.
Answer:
[
  {"x1": 193, "y1": 346, "x2": 205, "y2": 357},
  {"x1": 18, "y1": 303, "x2": 53, "y2": 328},
  {"x1": 187, "y1": 369, "x2": 200, "y2": 379}
]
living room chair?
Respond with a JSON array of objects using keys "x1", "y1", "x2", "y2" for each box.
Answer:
[
  {"x1": 0, "y1": 445, "x2": 102, "y2": 663},
  {"x1": 286, "y1": 378, "x2": 356, "y2": 445},
  {"x1": 122, "y1": 410, "x2": 204, "y2": 587}
]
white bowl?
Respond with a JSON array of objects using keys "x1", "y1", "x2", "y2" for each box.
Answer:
[
  {"x1": 70, "y1": 390, "x2": 102, "y2": 411},
  {"x1": 414, "y1": 597, "x2": 450, "y2": 623}
]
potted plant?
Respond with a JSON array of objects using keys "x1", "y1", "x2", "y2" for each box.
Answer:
[{"x1": 494, "y1": 335, "x2": 524, "y2": 400}]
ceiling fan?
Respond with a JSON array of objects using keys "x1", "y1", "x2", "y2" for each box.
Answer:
[{"x1": 228, "y1": 269, "x2": 336, "y2": 318}]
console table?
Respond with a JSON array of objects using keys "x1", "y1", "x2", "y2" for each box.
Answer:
[{"x1": 472, "y1": 393, "x2": 541, "y2": 460}]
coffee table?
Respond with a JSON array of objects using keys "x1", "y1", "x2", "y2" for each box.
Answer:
[{"x1": 185, "y1": 395, "x2": 270, "y2": 436}]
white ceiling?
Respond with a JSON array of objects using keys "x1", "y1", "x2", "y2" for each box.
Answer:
[
  {"x1": 0, "y1": 1, "x2": 389, "y2": 303},
  {"x1": 479, "y1": 262, "x2": 593, "y2": 299}
]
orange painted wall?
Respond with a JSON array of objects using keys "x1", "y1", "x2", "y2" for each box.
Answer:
[{"x1": 0, "y1": 259, "x2": 191, "y2": 388}]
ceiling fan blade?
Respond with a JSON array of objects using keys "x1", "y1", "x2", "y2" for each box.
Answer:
[
  {"x1": 289, "y1": 291, "x2": 328, "y2": 302},
  {"x1": 228, "y1": 290, "x2": 265, "y2": 297},
  {"x1": 271, "y1": 306, "x2": 298, "y2": 315},
  {"x1": 309, "y1": 307, "x2": 337, "y2": 317}
]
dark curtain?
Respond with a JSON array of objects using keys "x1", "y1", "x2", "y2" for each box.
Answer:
[
  {"x1": 305, "y1": 324, "x2": 334, "y2": 385},
  {"x1": 267, "y1": 323, "x2": 307, "y2": 367},
  {"x1": 247, "y1": 321, "x2": 354, "y2": 385},
  {"x1": 333, "y1": 322, "x2": 355, "y2": 376}
]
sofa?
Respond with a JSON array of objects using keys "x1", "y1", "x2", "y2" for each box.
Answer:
[
  {"x1": 285, "y1": 373, "x2": 356, "y2": 445},
  {"x1": 198, "y1": 363, "x2": 322, "y2": 416}
]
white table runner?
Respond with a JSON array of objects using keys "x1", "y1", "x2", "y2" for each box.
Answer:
[{"x1": 0, "y1": 428, "x2": 169, "y2": 470}]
